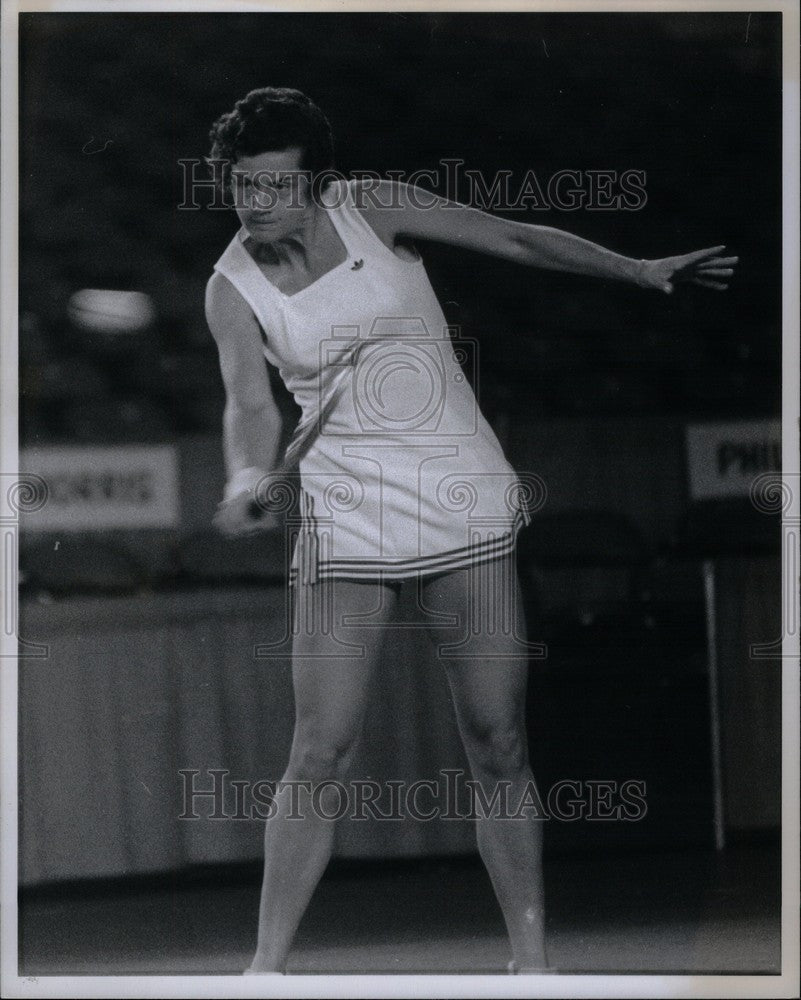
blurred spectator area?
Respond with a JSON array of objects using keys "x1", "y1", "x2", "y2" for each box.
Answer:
[
  {"x1": 19, "y1": 308, "x2": 301, "y2": 445},
  {"x1": 19, "y1": 307, "x2": 779, "y2": 449},
  {"x1": 17, "y1": 11, "x2": 781, "y2": 448}
]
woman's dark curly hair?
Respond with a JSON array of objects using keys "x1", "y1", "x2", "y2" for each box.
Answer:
[{"x1": 207, "y1": 87, "x2": 335, "y2": 196}]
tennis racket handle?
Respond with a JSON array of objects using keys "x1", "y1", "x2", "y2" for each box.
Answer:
[
  {"x1": 246, "y1": 498, "x2": 264, "y2": 520},
  {"x1": 224, "y1": 466, "x2": 268, "y2": 503}
]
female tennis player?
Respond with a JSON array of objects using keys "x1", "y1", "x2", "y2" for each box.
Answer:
[{"x1": 204, "y1": 87, "x2": 736, "y2": 976}]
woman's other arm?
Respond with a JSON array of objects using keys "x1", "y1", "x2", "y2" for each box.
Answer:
[
  {"x1": 205, "y1": 271, "x2": 282, "y2": 533},
  {"x1": 357, "y1": 179, "x2": 737, "y2": 294}
]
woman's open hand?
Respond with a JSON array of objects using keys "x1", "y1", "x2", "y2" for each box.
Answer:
[{"x1": 641, "y1": 245, "x2": 739, "y2": 294}]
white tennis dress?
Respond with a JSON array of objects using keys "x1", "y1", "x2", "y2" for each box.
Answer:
[{"x1": 213, "y1": 177, "x2": 532, "y2": 586}]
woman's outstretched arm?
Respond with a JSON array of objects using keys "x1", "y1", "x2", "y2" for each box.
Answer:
[{"x1": 355, "y1": 179, "x2": 738, "y2": 294}]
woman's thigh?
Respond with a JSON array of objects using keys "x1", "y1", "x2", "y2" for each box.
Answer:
[
  {"x1": 419, "y1": 555, "x2": 530, "y2": 736},
  {"x1": 290, "y1": 576, "x2": 400, "y2": 739}
]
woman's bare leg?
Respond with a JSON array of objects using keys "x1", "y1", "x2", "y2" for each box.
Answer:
[
  {"x1": 420, "y1": 554, "x2": 550, "y2": 970},
  {"x1": 247, "y1": 576, "x2": 399, "y2": 973}
]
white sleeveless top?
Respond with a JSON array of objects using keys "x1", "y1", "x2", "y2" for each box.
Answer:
[{"x1": 213, "y1": 177, "x2": 531, "y2": 585}]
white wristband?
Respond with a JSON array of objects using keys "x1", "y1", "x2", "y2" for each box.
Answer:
[{"x1": 224, "y1": 466, "x2": 267, "y2": 503}]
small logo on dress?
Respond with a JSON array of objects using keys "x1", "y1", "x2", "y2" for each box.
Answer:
[{"x1": 351, "y1": 259, "x2": 364, "y2": 270}]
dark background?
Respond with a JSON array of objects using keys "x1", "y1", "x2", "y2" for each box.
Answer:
[{"x1": 19, "y1": 11, "x2": 782, "y2": 441}]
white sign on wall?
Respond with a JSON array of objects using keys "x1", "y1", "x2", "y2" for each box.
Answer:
[
  {"x1": 18, "y1": 445, "x2": 180, "y2": 530},
  {"x1": 685, "y1": 420, "x2": 781, "y2": 500}
]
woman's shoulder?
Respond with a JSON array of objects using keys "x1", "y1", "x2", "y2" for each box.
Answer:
[
  {"x1": 205, "y1": 269, "x2": 253, "y2": 327},
  {"x1": 336, "y1": 176, "x2": 404, "y2": 251},
  {"x1": 347, "y1": 176, "x2": 398, "y2": 211}
]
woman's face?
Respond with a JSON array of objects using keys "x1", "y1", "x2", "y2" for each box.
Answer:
[{"x1": 230, "y1": 146, "x2": 314, "y2": 242}]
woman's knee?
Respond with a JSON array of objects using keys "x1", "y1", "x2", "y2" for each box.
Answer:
[
  {"x1": 287, "y1": 728, "x2": 358, "y2": 785},
  {"x1": 464, "y1": 721, "x2": 529, "y2": 778}
]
